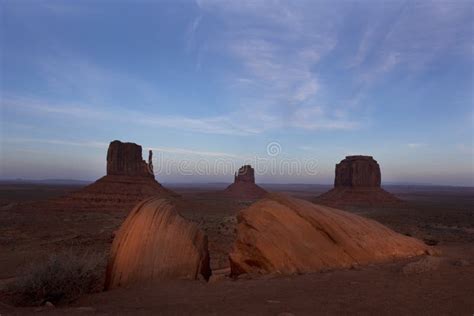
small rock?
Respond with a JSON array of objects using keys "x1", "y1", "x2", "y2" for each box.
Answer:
[
  {"x1": 44, "y1": 301, "x2": 55, "y2": 308},
  {"x1": 452, "y1": 259, "x2": 470, "y2": 267},
  {"x1": 75, "y1": 307, "x2": 96, "y2": 312},
  {"x1": 423, "y1": 238, "x2": 439, "y2": 246},
  {"x1": 402, "y1": 257, "x2": 442, "y2": 275},
  {"x1": 209, "y1": 274, "x2": 227, "y2": 283}
]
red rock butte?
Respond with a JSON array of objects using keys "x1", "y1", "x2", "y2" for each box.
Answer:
[
  {"x1": 230, "y1": 194, "x2": 431, "y2": 277},
  {"x1": 316, "y1": 155, "x2": 400, "y2": 206},
  {"x1": 54, "y1": 140, "x2": 177, "y2": 211},
  {"x1": 223, "y1": 165, "x2": 267, "y2": 199}
]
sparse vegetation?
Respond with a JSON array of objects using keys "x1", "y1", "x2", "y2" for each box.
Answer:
[{"x1": 8, "y1": 250, "x2": 105, "y2": 306}]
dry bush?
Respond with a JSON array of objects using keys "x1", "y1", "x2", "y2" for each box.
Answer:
[{"x1": 8, "y1": 250, "x2": 105, "y2": 306}]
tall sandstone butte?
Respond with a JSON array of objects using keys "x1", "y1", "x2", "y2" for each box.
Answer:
[
  {"x1": 234, "y1": 165, "x2": 256, "y2": 183},
  {"x1": 106, "y1": 140, "x2": 153, "y2": 178},
  {"x1": 223, "y1": 165, "x2": 267, "y2": 199},
  {"x1": 53, "y1": 140, "x2": 176, "y2": 211},
  {"x1": 316, "y1": 155, "x2": 399, "y2": 206},
  {"x1": 334, "y1": 155, "x2": 381, "y2": 187}
]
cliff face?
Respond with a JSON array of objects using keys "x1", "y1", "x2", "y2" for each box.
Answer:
[
  {"x1": 234, "y1": 165, "x2": 255, "y2": 183},
  {"x1": 334, "y1": 156, "x2": 381, "y2": 187},
  {"x1": 317, "y1": 155, "x2": 399, "y2": 207},
  {"x1": 52, "y1": 140, "x2": 177, "y2": 212},
  {"x1": 106, "y1": 140, "x2": 153, "y2": 178}
]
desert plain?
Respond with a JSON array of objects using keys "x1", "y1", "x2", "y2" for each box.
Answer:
[{"x1": 0, "y1": 179, "x2": 473, "y2": 315}]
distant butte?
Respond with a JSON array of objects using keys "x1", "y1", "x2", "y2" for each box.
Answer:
[
  {"x1": 316, "y1": 155, "x2": 400, "y2": 206},
  {"x1": 106, "y1": 140, "x2": 154, "y2": 178},
  {"x1": 54, "y1": 140, "x2": 177, "y2": 211},
  {"x1": 223, "y1": 165, "x2": 267, "y2": 199}
]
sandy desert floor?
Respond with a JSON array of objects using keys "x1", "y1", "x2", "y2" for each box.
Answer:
[{"x1": 0, "y1": 182, "x2": 473, "y2": 315}]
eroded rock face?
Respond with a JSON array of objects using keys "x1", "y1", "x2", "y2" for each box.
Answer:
[
  {"x1": 229, "y1": 194, "x2": 429, "y2": 276},
  {"x1": 316, "y1": 155, "x2": 399, "y2": 206},
  {"x1": 234, "y1": 165, "x2": 255, "y2": 183},
  {"x1": 105, "y1": 198, "x2": 211, "y2": 289},
  {"x1": 53, "y1": 140, "x2": 177, "y2": 211},
  {"x1": 224, "y1": 165, "x2": 267, "y2": 199},
  {"x1": 335, "y1": 155, "x2": 381, "y2": 187},
  {"x1": 106, "y1": 140, "x2": 153, "y2": 178}
]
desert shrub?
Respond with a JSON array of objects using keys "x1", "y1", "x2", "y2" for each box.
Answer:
[{"x1": 8, "y1": 250, "x2": 105, "y2": 306}]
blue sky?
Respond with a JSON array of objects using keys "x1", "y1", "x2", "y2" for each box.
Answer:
[{"x1": 1, "y1": 0, "x2": 473, "y2": 185}]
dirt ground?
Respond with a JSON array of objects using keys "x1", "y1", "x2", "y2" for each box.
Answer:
[{"x1": 0, "y1": 182, "x2": 473, "y2": 315}]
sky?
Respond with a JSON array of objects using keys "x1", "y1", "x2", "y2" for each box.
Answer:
[{"x1": 1, "y1": 0, "x2": 473, "y2": 185}]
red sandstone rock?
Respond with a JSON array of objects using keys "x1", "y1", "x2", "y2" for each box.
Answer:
[
  {"x1": 229, "y1": 194, "x2": 430, "y2": 277},
  {"x1": 234, "y1": 165, "x2": 255, "y2": 183},
  {"x1": 105, "y1": 198, "x2": 211, "y2": 289},
  {"x1": 223, "y1": 165, "x2": 267, "y2": 199},
  {"x1": 107, "y1": 140, "x2": 153, "y2": 178},
  {"x1": 335, "y1": 155, "x2": 381, "y2": 187},
  {"x1": 317, "y1": 155, "x2": 400, "y2": 206},
  {"x1": 52, "y1": 140, "x2": 177, "y2": 211}
]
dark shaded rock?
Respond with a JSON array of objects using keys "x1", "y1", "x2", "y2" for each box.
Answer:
[
  {"x1": 316, "y1": 155, "x2": 400, "y2": 206},
  {"x1": 335, "y1": 155, "x2": 381, "y2": 187},
  {"x1": 423, "y1": 238, "x2": 439, "y2": 246},
  {"x1": 223, "y1": 165, "x2": 267, "y2": 199},
  {"x1": 234, "y1": 165, "x2": 255, "y2": 183},
  {"x1": 106, "y1": 140, "x2": 153, "y2": 178},
  {"x1": 51, "y1": 140, "x2": 177, "y2": 211}
]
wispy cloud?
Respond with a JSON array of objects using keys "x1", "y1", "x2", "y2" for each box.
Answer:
[
  {"x1": 196, "y1": 0, "x2": 357, "y2": 131},
  {"x1": 149, "y1": 146, "x2": 237, "y2": 158},
  {"x1": 2, "y1": 96, "x2": 259, "y2": 136},
  {"x1": 3, "y1": 138, "x2": 108, "y2": 149},
  {"x1": 2, "y1": 137, "x2": 238, "y2": 158},
  {"x1": 407, "y1": 143, "x2": 426, "y2": 149},
  {"x1": 351, "y1": 1, "x2": 472, "y2": 85}
]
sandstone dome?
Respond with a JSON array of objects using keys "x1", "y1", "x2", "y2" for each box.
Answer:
[
  {"x1": 229, "y1": 194, "x2": 430, "y2": 276},
  {"x1": 105, "y1": 198, "x2": 211, "y2": 289}
]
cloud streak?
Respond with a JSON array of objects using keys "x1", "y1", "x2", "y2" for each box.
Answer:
[{"x1": 196, "y1": 0, "x2": 356, "y2": 131}]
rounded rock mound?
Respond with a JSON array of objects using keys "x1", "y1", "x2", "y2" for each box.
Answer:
[
  {"x1": 105, "y1": 198, "x2": 211, "y2": 289},
  {"x1": 229, "y1": 194, "x2": 430, "y2": 276}
]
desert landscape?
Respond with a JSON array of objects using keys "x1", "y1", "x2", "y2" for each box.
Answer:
[
  {"x1": 0, "y1": 140, "x2": 473, "y2": 315},
  {"x1": 2, "y1": 1, "x2": 473, "y2": 315}
]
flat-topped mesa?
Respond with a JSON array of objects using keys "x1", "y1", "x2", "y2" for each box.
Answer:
[
  {"x1": 234, "y1": 165, "x2": 255, "y2": 183},
  {"x1": 107, "y1": 140, "x2": 154, "y2": 178},
  {"x1": 316, "y1": 155, "x2": 400, "y2": 206},
  {"x1": 335, "y1": 155, "x2": 381, "y2": 187}
]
